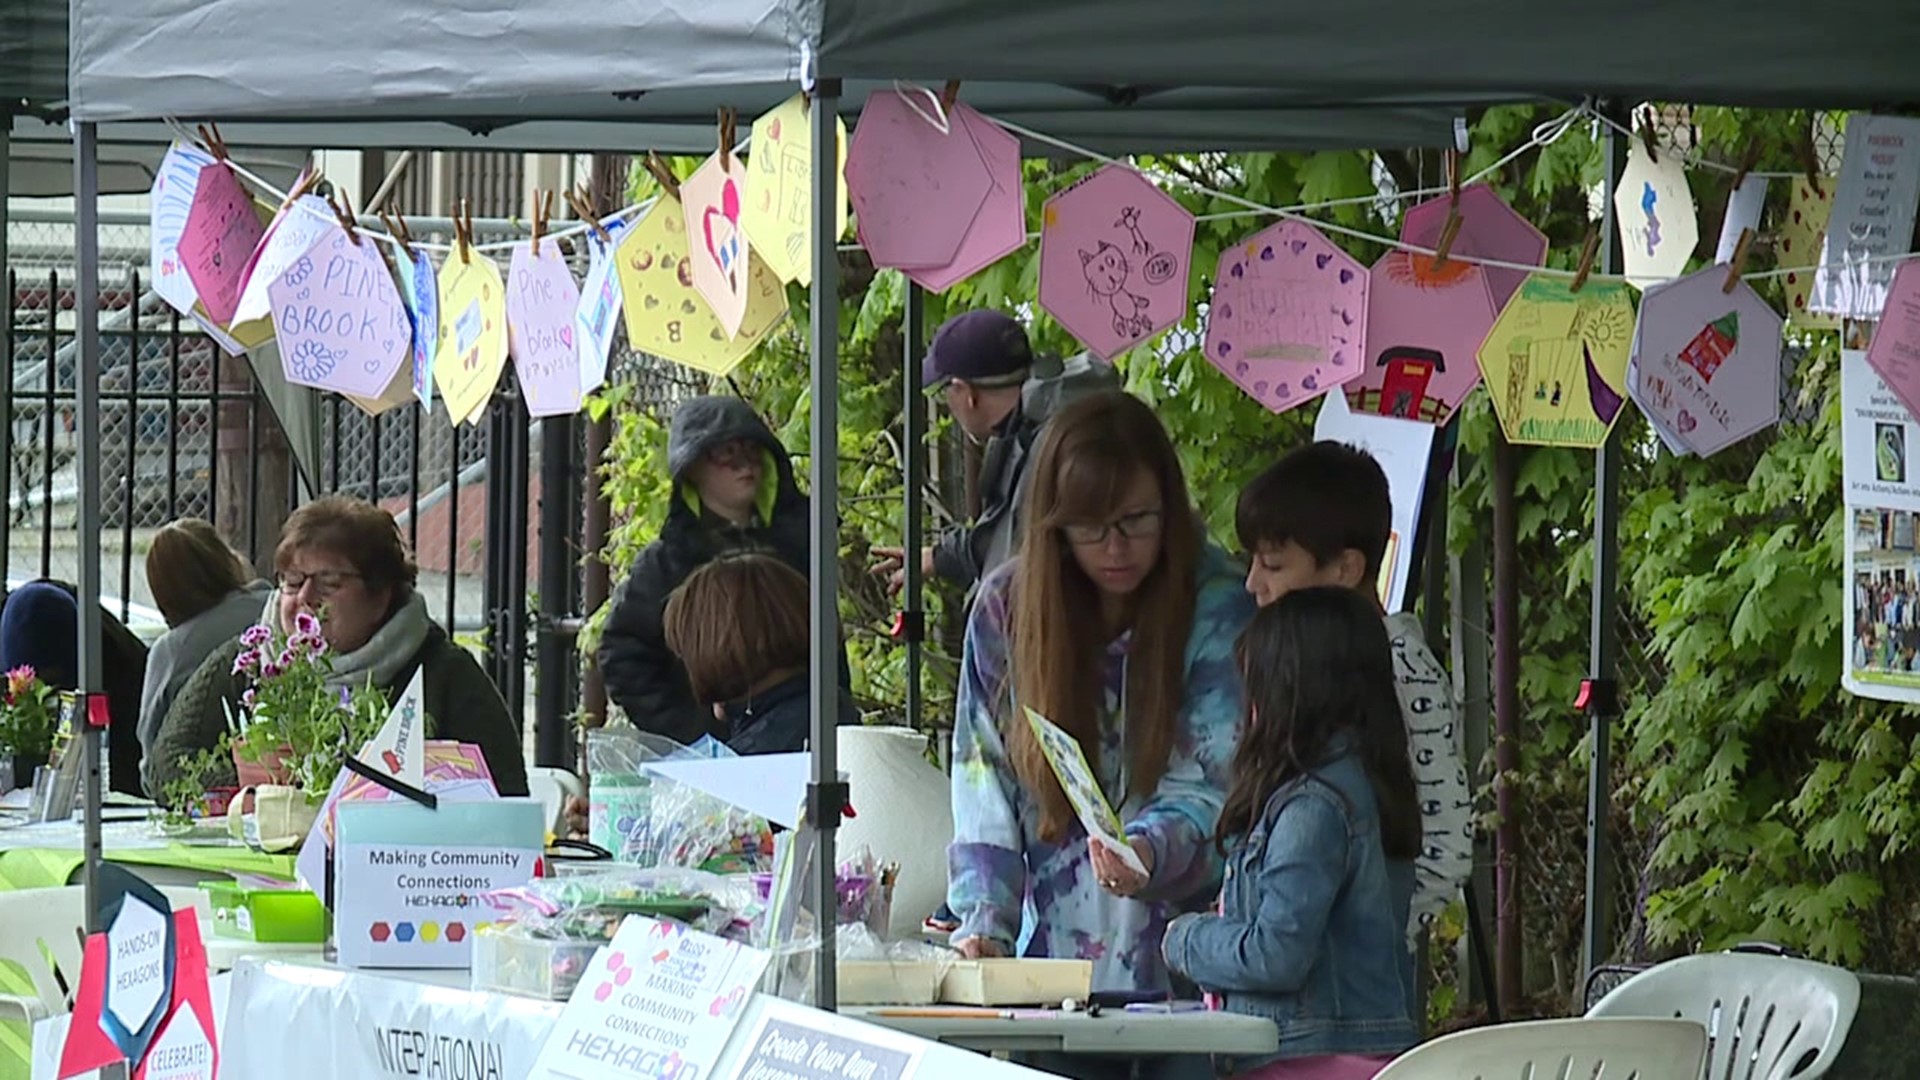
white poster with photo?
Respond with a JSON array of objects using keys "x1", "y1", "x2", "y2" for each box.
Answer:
[
  {"x1": 1840, "y1": 334, "x2": 1920, "y2": 702},
  {"x1": 1315, "y1": 391, "x2": 1436, "y2": 612}
]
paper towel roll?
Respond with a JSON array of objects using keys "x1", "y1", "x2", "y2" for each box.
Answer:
[{"x1": 837, "y1": 725, "x2": 953, "y2": 939}]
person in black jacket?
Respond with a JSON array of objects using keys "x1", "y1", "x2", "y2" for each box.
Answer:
[
  {"x1": 0, "y1": 579, "x2": 150, "y2": 797},
  {"x1": 598, "y1": 395, "x2": 846, "y2": 743}
]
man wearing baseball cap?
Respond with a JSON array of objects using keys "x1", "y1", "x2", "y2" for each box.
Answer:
[{"x1": 872, "y1": 310, "x2": 1118, "y2": 599}]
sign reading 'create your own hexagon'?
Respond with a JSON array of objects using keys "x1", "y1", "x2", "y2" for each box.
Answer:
[
  {"x1": 1039, "y1": 164, "x2": 1195, "y2": 361},
  {"x1": 1629, "y1": 266, "x2": 1782, "y2": 457},
  {"x1": 1477, "y1": 274, "x2": 1635, "y2": 448},
  {"x1": 1203, "y1": 219, "x2": 1366, "y2": 414}
]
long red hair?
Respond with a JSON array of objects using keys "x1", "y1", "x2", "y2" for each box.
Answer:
[{"x1": 1006, "y1": 392, "x2": 1202, "y2": 841}]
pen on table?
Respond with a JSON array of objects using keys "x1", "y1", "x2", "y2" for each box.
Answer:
[{"x1": 871, "y1": 1007, "x2": 1019, "y2": 1019}]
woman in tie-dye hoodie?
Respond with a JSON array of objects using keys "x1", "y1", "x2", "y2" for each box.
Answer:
[{"x1": 947, "y1": 391, "x2": 1253, "y2": 999}]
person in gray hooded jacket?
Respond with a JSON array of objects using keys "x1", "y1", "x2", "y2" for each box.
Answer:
[
  {"x1": 599, "y1": 395, "x2": 848, "y2": 744},
  {"x1": 873, "y1": 310, "x2": 1120, "y2": 600}
]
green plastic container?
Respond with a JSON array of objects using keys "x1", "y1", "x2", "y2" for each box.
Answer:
[{"x1": 205, "y1": 881, "x2": 330, "y2": 943}]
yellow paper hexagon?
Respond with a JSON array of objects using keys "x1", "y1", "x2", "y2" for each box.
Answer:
[
  {"x1": 1475, "y1": 273, "x2": 1636, "y2": 448},
  {"x1": 433, "y1": 252, "x2": 509, "y2": 426},
  {"x1": 743, "y1": 93, "x2": 849, "y2": 285},
  {"x1": 616, "y1": 197, "x2": 790, "y2": 377}
]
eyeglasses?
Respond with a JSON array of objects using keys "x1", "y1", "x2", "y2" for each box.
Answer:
[
  {"x1": 705, "y1": 440, "x2": 760, "y2": 470},
  {"x1": 276, "y1": 569, "x2": 361, "y2": 597},
  {"x1": 1061, "y1": 509, "x2": 1164, "y2": 546}
]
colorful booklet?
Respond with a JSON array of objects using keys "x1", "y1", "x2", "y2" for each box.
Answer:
[{"x1": 1023, "y1": 707, "x2": 1147, "y2": 877}]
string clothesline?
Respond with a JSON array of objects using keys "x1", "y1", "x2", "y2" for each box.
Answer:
[{"x1": 164, "y1": 92, "x2": 1903, "y2": 295}]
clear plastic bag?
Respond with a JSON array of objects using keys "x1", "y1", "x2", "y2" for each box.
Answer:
[{"x1": 585, "y1": 727, "x2": 774, "y2": 873}]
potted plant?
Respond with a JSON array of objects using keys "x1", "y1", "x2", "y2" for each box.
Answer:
[
  {"x1": 0, "y1": 665, "x2": 58, "y2": 788},
  {"x1": 157, "y1": 740, "x2": 236, "y2": 835},
  {"x1": 227, "y1": 614, "x2": 387, "y2": 802}
]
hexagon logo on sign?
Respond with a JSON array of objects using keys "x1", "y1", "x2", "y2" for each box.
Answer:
[
  {"x1": 1349, "y1": 250, "x2": 1497, "y2": 425},
  {"x1": 1400, "y1": 184, "x2": 1547, "y2": 309},
  {"x1": 1040, "y1": 164, "x2": 1195, "y2": 361},
  {"x1": 905, "y1": 102, "x2": 1028, "y2": 294},
  {"x1": 1476, "y1": 273, "x2": 1635, "y2": 448},
  {"x1": 1629, "y1": 266, "x2": 1782, "y2": 457},
  {"x1": 1202, "y1": 219, "x2": 1366, "y2": 414},
  {"x1": 1614, "y1": 141, "x2": 1699, "y2": 291},
  {"x1": 104, "y1": 894, "x2": 172, "y2": 1061},
  {"x1": 845, "y1": 89, "x2": 992, "y2": 271},
  {"x1": 1865, "y1": 260, "x2": 1920, "y2": 420}
]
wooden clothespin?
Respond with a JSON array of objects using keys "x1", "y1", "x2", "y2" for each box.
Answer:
[
  {"x1": 939, "y1": 79, "x2": 962, "y2": 116},
  {"x1": 565, "y1": 187, "x2": 612, "y2": 246},
  {"x1": 530, "y1": 188, "x2": 549, "y2": 256},
  {"x1": 276, "y1": 166, "x2": 323, "y2": 217},
  {"x1": 456, "y1": 198, "x2": 473, "y2": 265},
  {"x1": 1639, "y1": 106, "x2": 1660, "y2": 164},
  {"x1": 1433, "y1": 149, "x2": 1464, "y2": 268},
  {"x1": 1723, "y1": 227, "x2": 1755, "y2": 294},
  {"x1": 328, "y1": 191, "x2": 361, "y2": 245},
  {"x1": 1731, "y1": 139, "x2": 1762, "y2": 192},
  {"x1": 1569, "y1": 228, "x2": 1601, "y2": 293},
  {"x1": 644, "y1": 151, "x2": 682, "y2": 200},
  {"x1": 1801, "y1": 129, "x2": 1825, "y2": 199},
  {"x1": 378, "y1": 209, "x2": 414, "y2": 256},
  {"x1": 196, "y1": 123, "x2": 231, "y2": 162},
  {"x1": 718, "y1": 109, "x2": 738, "y2": 170}
]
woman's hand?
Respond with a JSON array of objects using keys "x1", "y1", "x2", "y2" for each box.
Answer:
[
  {"x1": 954, "y1": 936, "x2": 1008, "y2": 960},
  {"x1": 563, "y1": 795, "x2": 589, "y2": 839},
  {"x1": 1091, "y1": 835, "x2": 1155, "y2": 898}
]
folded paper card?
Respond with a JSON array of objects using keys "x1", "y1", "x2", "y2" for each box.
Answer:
[{"x1": 1022, "y1": 707, "x2": 1146, "y2": 877}]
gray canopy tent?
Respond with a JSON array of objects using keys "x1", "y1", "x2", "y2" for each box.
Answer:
[{"x1": 54, "y1": 0, "x2": 1920, "y2": 1015}]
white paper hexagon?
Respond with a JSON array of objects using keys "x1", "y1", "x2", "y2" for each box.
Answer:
[
  {"x1": 1614, "y1": 141, "x2": 1699, "y2": 291},
  {"x1": 1629, "y1": 265, "x2": 1783, "y2": 457},
  {"x1": 1039, "y1": 164, "x2": 1196, "y2": 361},
  {"x1": 844, "y1": 90, "x2": 992, "y2": 270},
  {"x1": 106, "y1": 896, "x2": 169, "y2": 1040},
  {"x1": 1202, "y1": 219, "x2": 1367, "y2": 414}
]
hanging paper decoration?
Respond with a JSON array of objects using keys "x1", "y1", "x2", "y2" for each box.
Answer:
[
  {"x1": 267, "y1": 226, "x2": 412, "y2": 410},
  {"x1": 1613, "y1": 142, "x2": 1698, "y2": 291},
  {"x1": 744, "y1": 93, "x2": 849, "y2": 285},
  {"x1": 393, "y1": 246, "x2": 439, "y2": 412},
  {"x1": 1201, "y1": 219, "x2": 1364, "y2": 413},
  {"x1": 682, "y1": 152, "x2": 754, "y2": 339},
  {"x1": 1627, "y1": 300, "x2": 1693, "y2": 458},
  {"x1": 506, "y1": 239, "x2": 586, "y2": 418},
  {"x1": 1040, "y1": 164, "x2": 1195, "y2": 361},
  {"x1": 905, "y1": 102, "x2": 1028, "y2": 294},
  {"x1": 234, "y1": 195, "x2": 333, "y2": 326},
  {"x1": 1812, "y1": 114, "x2": 1920, "y2": 321},
  {"x1": 433, "y1": 251, "x2": 509, "y2": 426},
  {"x1": 1715, "y1": 176, "x2": 1767, "y2": 264},
  {"x1": 149, "y1": 142, "x2": 218, "y2": 319},
  {"x1": 1399, "y1": 184, "x2": 1547, "y2": 308},
  {"x1": 844, "y1": 89, "x2": 993, "y2": 270},
  {"x1": 1865, "y1": 260, "x2": 1920, "y2": 419},
  {"x1": 575, "y1": 218, "x2": 631, "y2": 397},
  {"x1": 179, "y1": 161, "x2": 270, "y2": 327},
  {"x1": 1349, "y1": 250, "x2": 1497, "y2": 425},
  {"x1": 1476, "y1": 273, "x2": 1635, "y2": 448},
  {"x1": 1780, "y1": 175, "x2": 1840, "y2": 331},
  {"x1": 615, "y1": 198, "x2": 789, "y2": 377},
  {"x1": 1628, "y1": 265, "x2": 1782, "y2": 456}
]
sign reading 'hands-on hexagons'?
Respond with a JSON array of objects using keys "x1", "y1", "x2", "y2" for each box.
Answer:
[
  {"x1": 1630, "y1": 265, "x2": 1782, "y2": 457},
  {"x1": 104, "y1": 892, "x2": 174, "y2": 1062},
  {"x1": 1040, "y1": 164, "x2": 1195, "y2": 361},
  {"x1": 1203, "y1": 219, "x2": 1367, "y2": 414}
]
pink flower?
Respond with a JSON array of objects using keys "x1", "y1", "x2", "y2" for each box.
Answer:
[
  {"x1": 276, "y1": 647, "x2": 296, "y2": 670},
  {"x1": 231, "y1": 649, "x2": 261, "y2": 676},
  {"x1": 240, "y1": 688, "x2": 257, "y2": 710},
  {"x1": 261, "y1": 658, "x2": 285, "y2": 680},
  {"x1": 4, "y1": 666, "x2": 33, "y2": 703},
  {"x1": 240, "y1": 624, "x2": 272, "y2": 648},
  {"x1": 293, "y1": 611, "x2": 323, "y2": 639}
]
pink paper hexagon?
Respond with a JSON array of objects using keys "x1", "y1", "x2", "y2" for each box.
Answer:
[
  {"x1": 268, "y1": 226, "x2": 411, "y2": 400},
  {"x1": 845, "y1": 90, "x2": 993, "y2": 271},
  {"x1": 1866, "y1": 261, "x2": 1920, "y2": 421},
  {"x1": 1401, "y1": 184, "x2": 1547, "y2": 309},
  {"x1": 1630, "y1": 265, "x2": 1783, "y2": 457},
  {"x1": 1349, "y1": 251, "x2": 1498, "y2": 425},
  {"x1": 905, "y1": 103, "x2": 1028, "y2": 294},
  {"x1": 1038, "y1": 164, "x2": 1195, "y2": 361},
  {"x1": 506, "y1": 240, "x2": 586, "y2": 419},
  {"x1": 180, "y1": 161, "x2": 267, "y2": 327},
  {"x1": 1202, "y1": 220, "x2": 1368, "y2": 414}
]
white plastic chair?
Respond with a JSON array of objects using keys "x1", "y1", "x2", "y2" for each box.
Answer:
[
  {"x1": 1586, "y1": 952, "x2": 1860, "y2": 1079},
  {"x1": 1374, "y1": 1017, "x2": 1708, "y2": 1080},
  {"x1": 525, "y1": 765, "x2": 586, "y2": 836},
  {"x1": 0, "y1": 884, "x2": 209, "y2": 1024}
]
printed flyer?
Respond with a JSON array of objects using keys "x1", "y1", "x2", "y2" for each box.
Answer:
[{"x1": 1841, "y1": 326, "x2": 1920, "y2": 703}]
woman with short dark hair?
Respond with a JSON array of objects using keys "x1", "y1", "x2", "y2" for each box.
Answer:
[{"x1": 147, "y1": 495, "x2": 527, "y2": 799}]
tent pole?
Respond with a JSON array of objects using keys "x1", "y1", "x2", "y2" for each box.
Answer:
[
  {"x1": 807, "y1": 78, "x2": 847, "y2": 1011},
  {"x1": 902, "y1": 284, "x2": 926, "y2": 734},
  {"x1": 1584, "y1": 101, "x2": 1630, "y2": 983},
  {"x1": 75, "y1": 122, "x2": 107, "y2": 930},
  {"x1": 1, "y1": 114, "x2": 11, "y2": 581}
]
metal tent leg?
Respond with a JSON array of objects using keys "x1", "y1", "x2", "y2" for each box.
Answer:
[
  {"x1": 807, "y1": 79, "x2": 847, "y2": 1011},
  {"x1": 74, "y1": 122, "x2": 106, "y2": 930},
  {"x1": 902, "y1": 284, "x2": 926, "y2": 733}
]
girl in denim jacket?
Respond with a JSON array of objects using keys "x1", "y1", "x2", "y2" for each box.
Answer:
[{"x1": 1163, "y1": 588, "x2": 1421, "y2": 1080}]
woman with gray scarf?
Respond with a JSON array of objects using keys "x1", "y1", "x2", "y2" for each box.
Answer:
[{"x1": 147, "y1": 496, "x2": 527, "y2": 800}]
